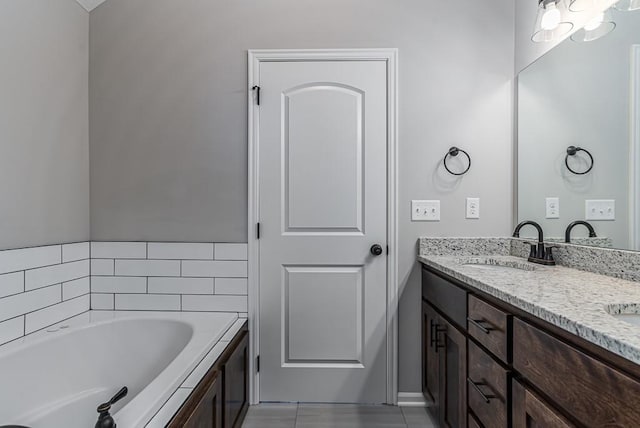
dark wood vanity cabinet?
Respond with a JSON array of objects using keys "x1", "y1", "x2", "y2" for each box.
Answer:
[
  {"x1": 437, "y1": 316, "x2": 467, "y2": 428},
  {"x1": 422, "y1": 269, "x2": 467, "y2": 427},
  {"x1": 169, "y1": 323, "x2": 249, "y2": 428},
  {"x1": 223, "y1": 328, "x2": 249, "y2": 428},
  {"x1": 180, "y1": 370, "x2": 224, "y2": 428},
  {"x1": 513, "y1": 318, "x2": 640, "y2": 427},
  {"x1": 422, "y1": 302, "x2": 439, "y2": 405},
  {"x1": 512, "y1": 379, "x2": 573, "y2": 428},
  {"x1": 422, "y1": 264, "x2": 640, "y2": 428}
]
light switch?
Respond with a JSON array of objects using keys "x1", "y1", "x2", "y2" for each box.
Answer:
[
  {"x1": 466, "y1": 198, "x2": 480, "y2": 219},
  {"x1": 412, "y1": 200, "x2": 440, "y2": 221},
  {"x1": 545, "y1": 197, "x2": 560, "y2": 219},
  {"x1": 585, "y1": 199, "x2": 615, "y2": 221}
]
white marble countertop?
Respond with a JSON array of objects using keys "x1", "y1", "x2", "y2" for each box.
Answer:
[{"x1": 418, "y1": 254, "x2": 640, "y2": 365}]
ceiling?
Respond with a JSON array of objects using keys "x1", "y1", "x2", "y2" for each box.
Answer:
[{"x1": 75, "y1": 0, "x2": 108, "y2": 12}]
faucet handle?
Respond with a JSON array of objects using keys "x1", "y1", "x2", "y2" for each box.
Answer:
[
  {"x1": 544, "y1": 245, "x2": 560, "y2": 263},
  {"x1": 524, "y1": 242, "x2": 537, "y2": 258},
  {"x1": 95, "y1": 387, "x2": 128, "y2": 428}
]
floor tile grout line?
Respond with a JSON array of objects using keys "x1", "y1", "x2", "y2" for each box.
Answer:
[{"x1": 399, "y1": 406, "x2": 409, "y2": 427}]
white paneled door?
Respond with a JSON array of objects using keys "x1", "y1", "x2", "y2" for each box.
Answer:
[{"x1": 256, "y1": 59, "x2": 389, "y2": 403}]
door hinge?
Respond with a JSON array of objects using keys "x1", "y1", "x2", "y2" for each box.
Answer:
[
  {"x1": 252, "y1": 85, "x2": 261, "y2": 105},
  {"x1": 256, "y1": 355, "x2": 260, "y2": 372},
  {"x1": 257, "y1": 222, "x2": 261, "y2": 239}
]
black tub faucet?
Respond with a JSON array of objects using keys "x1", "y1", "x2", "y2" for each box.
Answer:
[
  {"x1": 513, "y1": 220, "x2": 555, "y2": 265},
  {"x1": 565, "y1": 220, "x2": 597, "y2": 243},
  {"x1": 95, "y1": 387, "x2": 128, "y2": 428}
]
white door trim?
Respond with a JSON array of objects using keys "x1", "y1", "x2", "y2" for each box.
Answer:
[
  {"x1": 631, "y1": 45, "x2": 640, "y2": 250},
  {"x1": 247, "y1": 48, "x2": 399, "y2": 405}
]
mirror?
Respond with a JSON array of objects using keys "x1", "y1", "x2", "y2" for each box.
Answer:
[{"x1": 517, "y1": 8, "x2": 640, "y2": 250}]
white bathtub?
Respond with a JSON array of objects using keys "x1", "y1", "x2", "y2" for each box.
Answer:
[{"x1": 0, "y1": 311, "x2": 238, "y2": 428}]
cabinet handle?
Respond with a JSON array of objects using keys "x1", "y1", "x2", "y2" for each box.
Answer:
[
  {"x1": 434, "y1": 325, "x2": 446, "y2": 353},
  {"x1": 467, "y1": 378, "x2": 497, "y2": 403},
  {"x1": 467, "y1": 317, "x2": 493, "y2": 334},
  {"x1": 429, "y1": 319, "x2": 436, "y2": 348}
]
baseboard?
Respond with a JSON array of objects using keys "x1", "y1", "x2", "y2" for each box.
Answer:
[{"x1": 397, "y1": 392, "x2": 428, "y2": 407}]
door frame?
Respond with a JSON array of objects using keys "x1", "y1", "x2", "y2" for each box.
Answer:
[
  {"x1": 247, "y1": 48, "x2": 399, "y2": 404},
  {"x1": 631, "y1": 45, "x2": 640, "y2": 250}
]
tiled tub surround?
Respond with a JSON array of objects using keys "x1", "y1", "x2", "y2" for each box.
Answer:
[
  {"x1": 0, "y1": 242, "x2": 90, "y2": 346},
  {"x1": 90, "y1": 242, "x2": 248, "y2": 315},
  {"x1": 0, "y1": 241, "x2": 248, "y2": 347},
  {"x1": 418, "y1": 237, "x2": 640, "y2": 365}
]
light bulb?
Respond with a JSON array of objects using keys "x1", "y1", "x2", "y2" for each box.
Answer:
[
  {"x1": 584, "y1": 13, "x2": 604, "y2": 31},
  {"x1": 541, "y1": 3, "x2": 562, "y2": 30}
]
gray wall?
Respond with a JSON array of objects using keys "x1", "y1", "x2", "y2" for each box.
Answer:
[
  {"x1": 0, "y1": 0, "x2": 90, "y2": 250},
  {"x1": 518, "y1": 11, "x2": 640, "y2": 249},
  {"x1": 89, "y1": 0, "x2": 515, "y2": 393}
]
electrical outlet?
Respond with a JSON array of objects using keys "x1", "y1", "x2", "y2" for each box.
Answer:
[
  {"x1": 466, "y1": 198, "x2": 480, "y2": 219},
  {"x1": 585, "y1": 200, "x2": 615, "y2": 221},
  {"x1": 546, "y1": 197, "x2": 560, "y2": 219},
  {"x1": 412, "y1": 200, "x2": 440, "y2": 221}
]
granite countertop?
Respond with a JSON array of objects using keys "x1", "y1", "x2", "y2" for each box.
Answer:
[{"x1": 418, "y1": 254, "x2": 640, "y2": 365}]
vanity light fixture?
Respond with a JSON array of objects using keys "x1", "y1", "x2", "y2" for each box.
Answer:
[
  {"x1": 532, "y1": 0, "x2": 574, "y2": 43},
  {"x1": 570, "y1": 9, "x2": 616, "y2": 42},
  {"x1": 614, "y1": 0, "x2": 640, "y2": 11},
  {"x1": 569, "y1": 0, "x2": 596, "y2": 12}
]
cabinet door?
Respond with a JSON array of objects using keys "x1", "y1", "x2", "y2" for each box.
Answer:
[
  {"x1": 223, "y1": 331, "x2": 249, "y2": 428},
  {"x1": 182, "y1": 371, "x2": 223, "y2": 428},
  {"x1": 513, "y1": 380, "x2": 574, "y2": 428},
  {"x1": 438, "y1": 316, "x2": 467, "y2": 428},
  {"x1": 422, "y1": 302, "x2": 440, "y2": 406}
]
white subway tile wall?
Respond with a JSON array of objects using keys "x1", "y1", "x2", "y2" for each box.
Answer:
[
  {"x1": 90, "y1": 242, "x2": 248, "y2": 315},
  {"x1": 0, "y1": 241, "x2": 248, "y2": 346},
  {"x1": 0, "y1": 242, "x2": 90, "y2": 345}
]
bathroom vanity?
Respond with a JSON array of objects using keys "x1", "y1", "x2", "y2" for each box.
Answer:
[
  {"x1": 168, "y1": 321, "x2": 249, "y2": 428},
  {"x1": 420, "y1": 245, "x2": 640, "y2": 428}
]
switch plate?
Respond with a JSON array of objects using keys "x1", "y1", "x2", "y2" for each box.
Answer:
[
  {"x1": 545, "y1": 197, "x2": 560, "y2": 219},
  {"x1": 466, "y1": 198, "x2": 480, "y2": 219},
  {"x1": 585, "y1": 199, "x2": 615, "y2": 221},
  {"x1": 412, "y1": 200, "x2": 440, "y2": 221}
]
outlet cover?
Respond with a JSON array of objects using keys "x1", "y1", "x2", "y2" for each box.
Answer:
[
  {"x1": 546, "y1": 197, "x2": 560, "y2": 219},
  {"x1": 412, "y1": 200, "x2": 440, "y2": 221},
  {"x1": 585, "y1": 199, "x2": 615, "y2": 221},
  {"x1": 466, "y1": 198, "x2": 480, "y2": 219}
]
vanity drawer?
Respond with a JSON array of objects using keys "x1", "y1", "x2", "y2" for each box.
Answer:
[
  {"x1": 422, "y1": 267, "x2": 467, "y2": 328},
  {"x1": 468, "y1": 340, "x2": 509, "y2": 428},
  {"x1": 513, "y1": 318, "x2": 640, "y2": 426},
  {"x1": 467, "y1": 295, "x2": 511, "y2": 363}
]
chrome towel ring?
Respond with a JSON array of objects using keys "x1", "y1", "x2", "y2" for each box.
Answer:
[
  {"x1": 444, "y1": 147, "x2": 471, "y2": 176},
  {"x1": 565, "y1": 146, "x2": 594, "y2": 175}
]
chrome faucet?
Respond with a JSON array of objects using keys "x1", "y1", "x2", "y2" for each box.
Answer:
[
  {"x1": 513, "y1": 221, "x2": 556, "y2": 265},
  {"x1": 565, "y1": 220, "x2": 596, "y2": 243}
]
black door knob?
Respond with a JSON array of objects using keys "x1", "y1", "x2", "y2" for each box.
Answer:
[{"x1": 370, "y1": 244, "x2": 384, "y2": 256}]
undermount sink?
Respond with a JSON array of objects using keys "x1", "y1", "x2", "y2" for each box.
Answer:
[
  {"x1": 457, "y1": 257, "x2": 537, "y2": 272},
  {"x1": 605, "y1": 304, "x2": 640, "y2": 327}
]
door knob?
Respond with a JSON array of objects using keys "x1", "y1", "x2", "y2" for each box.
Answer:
[{"x1": 370, "y1": 244, "x2": 384, "y2": 256}]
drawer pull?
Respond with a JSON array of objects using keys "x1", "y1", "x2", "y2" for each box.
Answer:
[
  {"x1": 468, "y1": 317, "x2": 493, "y2": 334},
  {"x1": 467, "y1": 378, "x2": 497, "y2": 403}
]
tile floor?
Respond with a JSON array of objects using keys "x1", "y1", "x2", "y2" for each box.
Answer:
[{"x1": 241, "y1": 404, "x2": 437, "y2": 428}]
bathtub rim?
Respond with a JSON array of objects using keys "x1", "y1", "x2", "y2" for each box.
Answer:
[{"x1": 0, "y1": 310, "x2": 240, "y2": 428}]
